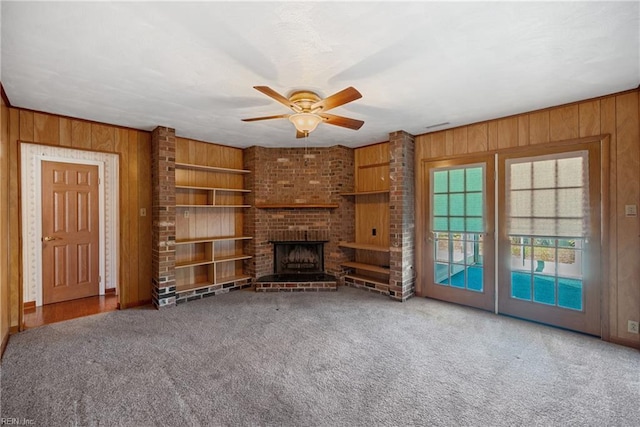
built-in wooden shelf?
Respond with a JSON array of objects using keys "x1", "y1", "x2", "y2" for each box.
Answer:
[
  {"x1": 176, "y1": 185, "x2": 251, "y2": 193},
  {"x1": 341, "y1": 261, "x2": 390, "y2": 275},
  {"x1": 175, "y1": 236, "x2": 252, "y2": 245},
  {"x1": 175, "y1": 162, "x2": 250, "y2": 174},
  {"x1": 255, "y1": 203, "x2": 339, "y2": 209},
  {"x1": 340, "y1": 190, "x2": 390, "y2": 196},
  {"x1": 214, "y1": 254, "x2": 252, "y2": 263},
  {"x1": 176, "y1": 259, "x2": 214, "y2": 269},
  {"x1": 338, "y1": 242, "x2": 390, "y2": 252},
  {"x1": 344, "y1": 273, "x2": 389, "y2": 287}
]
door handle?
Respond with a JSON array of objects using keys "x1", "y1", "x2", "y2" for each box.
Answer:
[{"x1": 42, "y1": 236, "x2": 60, "y2": 241}]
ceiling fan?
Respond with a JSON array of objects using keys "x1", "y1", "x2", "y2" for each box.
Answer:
[{"x1": 242, "y1": 86, "x2": 364, "y2": 138}]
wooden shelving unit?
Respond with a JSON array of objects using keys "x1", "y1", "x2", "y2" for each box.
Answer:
[
  {"x1": 340, "y1": 146, "x2": 392, "y2": 293},
  {"x1": 174, "y1": 153, "x2": 253, "y2": 297}
]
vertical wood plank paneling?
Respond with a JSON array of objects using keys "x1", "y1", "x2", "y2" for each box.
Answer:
[
  {"x1": 614, "y1": 92, "x2": 640, "y2": 342},
  {"x1": 9, "y1": 109, "x2": 20, "y2": 328},
  {"x1": 91, "y1": 123, "x2": 115, "y2": 152},
  {"x1": 137, "y1": 132, "x2": 152, "y2": 301},
  {"x1": 59, "y1": 118, "x2": 72, "y2": 147},
  {"x1": 497, "y1": 117, "x2": 518, "y2": 149},
  {"x1": 444, "y1": 130, "x2": 454, "y2": 156},
  {"x1": 430, "y1": 132, "x2": 446, "y2": 158},
  {"x1": 601, "y1": 97, "x2": 618, "y2": 336},
  {"x1": 114, "y1": 129, "x2": 130, "y2": 307},
  {"x1": 0, "y1": 99, "x2": 10, "y2": 340},
  {"x1": 453, "y1": 127, "x2": 468, "y2": 155},
  {"x1": 529, "y1": 110, "x2": 550, "y2": 145},
  {"x1": 71, "y1": 120, "x2": 92, "y2": 150},
  {"x1": 518, "y1": 115, "x2": 529, "y2": 146},
  {"x1": 467, "y1": 123, "x2": 488, "y2": 153},
  {"x1": 414, "y1": 134, "x2": 429, "y2": 161},
  {"x1": 33, "y1": 113, "x2": 60, "y2": 145},
  {"x1": 487, "y1": 121, "x2": 498, "y2": 151},
  {"x1": 549, "y1": 105, "x2": 579, "y2": 141},
  {"x1": 19, "y1": 110, "x2": 34, "y2": 141},
  {"x1": 127, "y1": 130, "x2": 140, "y2": 304},
  {"x1": 579, "y1": 100, "x2": 601, "y2": 137}
]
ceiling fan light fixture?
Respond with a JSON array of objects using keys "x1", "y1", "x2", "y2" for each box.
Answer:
[{"x1": 288, "y1": 112, "x2": 323, "y2": 134}]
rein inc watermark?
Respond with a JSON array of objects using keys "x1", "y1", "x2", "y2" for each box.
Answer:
[{"x1": 0, "y1": 419, "x2": 35, "y2": 426}]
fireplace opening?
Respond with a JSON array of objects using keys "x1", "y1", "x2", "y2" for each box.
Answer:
[
  {"x1": 256, "y1": 240, "x2": 336, "y2": 283},
  {"x1": 275, "y1": 242, "x2": 324, "y2": 274}
]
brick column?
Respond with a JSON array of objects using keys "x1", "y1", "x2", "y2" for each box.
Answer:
[
  {"x1": 388, "y1": 131, "x2": 416, "y2": 301},
  {"x1": 151, "y1": 126, "x2": 176, "y2": 308},
  {"x1": 327, "y1": 145, "x2": 355, "y2": 282}
]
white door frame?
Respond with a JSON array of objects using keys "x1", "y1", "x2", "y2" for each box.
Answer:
[{"x1": 20, "y1": 143, "x2": 119, "y2": 307}]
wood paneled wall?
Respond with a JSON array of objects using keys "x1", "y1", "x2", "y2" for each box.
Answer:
[
  {"x1": 1, "y1": 96, "x2": 11, "y2": 351},
  {"x1": 415, "y1": 89, "x2": 640, "y2": 346},
  {"x1": 1, "y1": 107, "x2": 153, "y2": 331}
]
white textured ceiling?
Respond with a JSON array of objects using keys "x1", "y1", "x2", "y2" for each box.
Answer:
[{"x1": 1, "y1": 1, "x2": 639, "y2": 148}]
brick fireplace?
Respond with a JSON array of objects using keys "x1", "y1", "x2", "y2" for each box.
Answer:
[{"x1": 244, "y1": 146, "x2": 354, "y2": 291}]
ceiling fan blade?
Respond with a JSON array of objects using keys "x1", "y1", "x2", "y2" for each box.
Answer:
[
  {"x1": 241, "y1": 114, "x2": 290, "y2": 122},
  {"x1": 319, "y1": 113, "x2": 364, "y2": 130},
  {"x1": 253, "y1": 86, "x2": 300, "y2": 111},
  {"x1": 311, "y1": 87, "x2": 362, "y2": 112}
]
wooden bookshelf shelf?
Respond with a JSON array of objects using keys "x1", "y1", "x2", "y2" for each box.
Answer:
[
  {"x1": 338, "y1": 242, "x2": 390, "y2": 252},
  {"x1": 176, "y1": 185, "x2": 251, "y2": 193},
  {"x1": 341, "y1": 261, "x2": 390, "y2": 275},
  {"x1": 175, "y1": 236, "x2": 252, "y2": 245}
]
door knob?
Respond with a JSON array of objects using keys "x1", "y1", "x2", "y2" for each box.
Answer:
[{"x1": 42, "y1": 236, "x2": 60, "y2": 241}]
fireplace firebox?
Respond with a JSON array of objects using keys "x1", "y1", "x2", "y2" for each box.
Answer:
[
  {"x1": 256, "y1": 240, "x2": 336, "y2": 283},
  {"x1": 274, "y1": 241, "x2": 324, "y2": 274}
]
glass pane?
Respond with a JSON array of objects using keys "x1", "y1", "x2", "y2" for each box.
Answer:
[
  {"x1": 433, "y1": 217, "x2": 448, "y2": 231},
  {"x1": 448, "y1": 265, "x2": 466, "y2": 288},
  {"x1": 449, "y1": 194, "x2": 465, "y2": 216},
  {"x1": 510, "y1": 162, "x2": 532, "y2": 190},
  {"x1": 436, "y1": 237, "x2": 449, "y2": 262},
  {"x1": 533, "y1": 238, "x2": 555, "y2": 247},
  {"x1": 533, "y1": 274, "x2": 556, "y2": 305},
  {"x1": 450, "y1": 217, "x2": 465, "y2": 232},
  {"x1": 466, "y1": 167, "x2": 483, "y2": 192},
  {"x1": 466, "y1": 218, "x2": 483, "y2": 233},
  {"x1": 511, "y1": 271, "x2": 532, "y2": 300},
  {"x1": 451, "y1": 234, "x2": 465, "y2": 264},
  {"x1": 557, "y1": 188, "x2": 583, "y2": 217},
  {"x1": 467, "y1": 266, "x2": 483, "y2": 292},
  {"x1": 466, "y1": 192, "x2": 483, "y2": 216},
  {"x1": 450, "y1": 169, "x2": 465, "y2": 192},
  {"x1": 433, "y1": 171, "x2": 448, "y2": 193},
  {"x1": 558, "y1": 277, "x2": 583, "y2": 311},
  {"x1": 533, "y1": 246, "x2": 556, "y2": 275},
  {"x1": 433, "y1": 194, "x2": 448, "y2": 216},
  {"x1": 510, "y1": 240, "x2": 531, "y2": 273},
  {"x1": 533, "y1": 160, "x2": 556, "y2": 188},
  {"x1": 435, "y1": 262, "x2": 449, "y2": 285},
  {"x1": 557, "y1": 157, "x2": 583, "y2": 187},
  {"x1": 510, "y1": 190, "x2": 532, "y2": 217},
  {"x1": 532, "y1": 189, "x2": 556, "y2": 217}
]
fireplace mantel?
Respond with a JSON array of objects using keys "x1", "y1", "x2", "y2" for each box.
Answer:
[{"x1": 255, "y1": 203, "x2": 339, "y2": 209}]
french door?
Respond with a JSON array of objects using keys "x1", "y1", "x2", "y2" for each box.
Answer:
[
  {"x1": 497, "y1": 143, "x2": 602, "y2": 336},
  {"x1": 422, "y1": 156, "x2": 495, "y2": 312},
  {"x1": 420, "y1": 142, "x2": 602, "y2": 336}
]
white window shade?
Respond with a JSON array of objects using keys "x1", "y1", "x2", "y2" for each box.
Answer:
[{"x1": 506, "y1": 151, "x2": 589, "y2": 238}]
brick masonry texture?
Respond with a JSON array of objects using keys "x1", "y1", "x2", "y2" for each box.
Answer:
[
  {"x1": 388, "y1": 131, "x2": 416, "y2": 301},
  {"x1": 151, "y1": 126, "x2": 177, "y2": 309},
  {"x1": 255, "y1": 280, "x2": 337, "y2": 292},
  {"x1": 244, "y1": 146, "x2": 354, "y2": 282}
]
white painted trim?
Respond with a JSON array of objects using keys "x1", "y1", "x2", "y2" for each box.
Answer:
[{"x1": 20, "y1": 143, "x2": 119, "y2": 307}]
